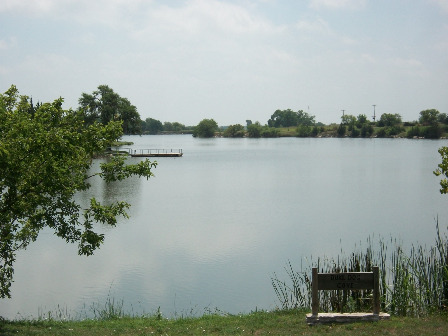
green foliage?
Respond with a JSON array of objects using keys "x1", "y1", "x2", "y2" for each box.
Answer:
[
  {"x1": 434, "y1": 146, "x2": 448, "y2": 194},
  {"x1": 247, "y1": 122, "x2": 262, "y2": 138},
  {"x1": 140, "y1": 120, "x2": 189, "y2": 134},
  {"x1": 341, "y1": 114, "x2": 356, "y2": 127},
  {"x1": 337, "y1": 124, "x2": 346, "y2": 137},
  {"x1": 419, "y1": 109, "x2": 440, "y2": 126},
  {"x1": 423, "y1": 124, "x2": 443, "y2": 139},
  {"x1": 0, "y1": 86, "x2": 156, "y2": 298},
  {"x1": 356, "y1": 114, "x2": 368, "y2": 128},
  {"x1": 350, "y1": 127, "x2": 360, "y2": 138},
  {"x1": 378, "y1": 113, "x2": 402, "y2": 127},
  {"x1": 311, "y1": 126, "x2": 319, "y2": 137},
  {"x1": 78, "y1": 85, "x2": 141, "y2": 134},
  {"x1": 407, "y1": 126, "x2": 422, "y2": 138},
  {"x1": 438, "y1": 112, "x2": 448, "y2": 124},
  {"x1": 223, "y1": 124, "x2": 245, "y2": 138},
  {"x1": 163, "y1": 121, "x2": 186, "y2": 132},
  {"x1": 143, "y1": 117, "x2": 163, "y2": 134},
  {"x1": 360, "y1": 124, "x2": 374, "y2": 138},
  {"x1": 261, "y1": 126, "x2": 280, "y2": 138},
  {"x1": 268, "y1": 109, "x2": 315, "y2": 128},
  {"x1": 193, "y1": 119, "x2": 218, "y2": 138},
  {"x1": 376, "y1": 128, "x2": 387, "y2": 138},
  {"x1": 377, "y1": 126, "x2": 404, "y2": 138},
  {"x1": 272, "y1": 223, "x2": 448, "y2": 317},
  {"x1": 296, "y1": 125, "x2": 311, "y2": 137},
  {"x1": 407, "y1": 125, "x2": 441, "y2": 139}
]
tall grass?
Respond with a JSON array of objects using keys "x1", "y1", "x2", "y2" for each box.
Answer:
[{"x1": 272, "y1": 221, "x2": 448, "y2": 317}]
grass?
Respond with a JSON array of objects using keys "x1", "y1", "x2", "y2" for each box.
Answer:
[
  {"x1": 272, "y1": 222, "x2": 448, "y2": 317},
  {"x1": 1, "y1": 309, "x2": 448, "y2": 336}
]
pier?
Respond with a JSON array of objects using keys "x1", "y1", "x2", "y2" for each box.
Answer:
[{"x1": 127, "y1": 148, "x2": 183, "y2": 157}]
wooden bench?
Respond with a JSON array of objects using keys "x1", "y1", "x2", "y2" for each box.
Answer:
[{"x1": 306, "y1": 266, "x2": 390, "y2": 324}]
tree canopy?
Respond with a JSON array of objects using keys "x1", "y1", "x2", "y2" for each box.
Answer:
[
  {"x1": 434, "y1": 146, "x2": 448, "y2": 195},
  {"x1": 78, "y1": 85, "x2": 141, "y2": 134},
  {"x1": 0, "y1": 85, "x2": 156, "y2": 298},
  {"x1": 419, "y1": 109, "x2": 440, "y2": 126},
  {"x1": 267, "y1": 109, "x2": 315, "y2": 128},
  {"x1": 378, "y1": 113, "x2": 402, "y2": 127},
  {"x1": 193, "y1": 119, "x2": 218, "y2": 138},
  {"x1": 143, "y1": 117, "x2": 164, "y2": 134},
  {"x1": 223, "y1": 124, "x2": 245, "y2": 138}
]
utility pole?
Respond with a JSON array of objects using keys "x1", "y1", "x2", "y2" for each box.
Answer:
[
  {"x1": 341, "y1": 109, "x2": 345, "y2": 117},
  {"x1": 372, "y1": 105, "x2": 376, "y2": 122}
]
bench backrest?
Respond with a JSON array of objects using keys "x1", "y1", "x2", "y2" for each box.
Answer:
[{"x1": 311, "y1": 266, "x2": 380, "y2": 315}]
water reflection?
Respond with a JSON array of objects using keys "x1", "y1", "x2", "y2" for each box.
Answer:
[{"x1": 2, "y1": 136, "x2": 448, "y2": 319}]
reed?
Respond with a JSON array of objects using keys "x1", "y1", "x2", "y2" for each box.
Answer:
[{"x1": 272, "y1": 221, "x2": 448, "y2": 317}]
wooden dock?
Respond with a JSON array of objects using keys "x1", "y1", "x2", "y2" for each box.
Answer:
[{"x1": 127, "y1": 148, "x2": 183, "y2": 157}]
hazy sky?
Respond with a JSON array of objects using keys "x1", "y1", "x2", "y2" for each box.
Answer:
[{"x1": 1, "y1": 0, "x2": 447, "y2": 126}]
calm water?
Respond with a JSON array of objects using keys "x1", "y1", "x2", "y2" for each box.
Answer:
[{"x1": 2, "y1": 135, "x2": 448, "y2": 319}]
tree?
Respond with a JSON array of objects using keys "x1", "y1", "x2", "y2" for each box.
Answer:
[
  {"x1": 193, "y1": 119, "x2": 218, "y2": 138},
  {"x1": 145, "y1": 118, "x2": 163, "y2": 134},
  {"x1": 434, "y1": 147, "x2": 448, "y2": 194},
  {"x1": 118, "y1": 97, "x2": 141, "y2": 134},
  {"x1": 163, "y1": 122, "x2": 186, "y2": 132},
  {"x1": 297, "y1": 110, "x2": 315, "y2": 126},
  {"x1": 438, "y1": 113, "x2": 448, "y2": 125},
  {"x1": 267, "y1": 109, "x2": 315, "y2": 128},
  {"x1": 337, "y1": 123, "x2": 346, "y2": 137},
  {"x1": 341, "y1": 114, "x2": 356, "y2": 127},
  {"x1": 78, "y1": 85, "x2": 141, "y2": 134},
  {"x1": 268, "y1": 109, "x2": 297, "y2": 127},
  {"x1": 0, "y1": 86, "x2": 156, "y2": 298},
  {"x1": 247, "y1": 122, "x2": 262, "y2": 138},
  {"x1": 360, "y1": 124, "x2": 374, "y2": 138},
  {"x1": 419, "y1": 109, "x2": 440, "y2": 126},
  {"x1": 356, "y1": 114, "x2": 368, "y2": 128},
  {"x1": 378, "y1": 113, "x2": 402, "y2": 127},
  {"x1": 223, "y1": 124, "x2": 245, "y2": 138},
  {"x1": 297, "y1": 125, "x2": 311, "y2": 137}
]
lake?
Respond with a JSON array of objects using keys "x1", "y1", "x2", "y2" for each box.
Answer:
[{"x1": 2, "y1": 135, "x2": 448, "y2": 319}]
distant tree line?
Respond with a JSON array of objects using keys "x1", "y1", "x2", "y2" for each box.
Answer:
[
  {"x1": 140, "y1": 118, "x2": 193, "y2": 135},
  {"x1": 74, "y1": 87, "x2": 447, "y2": 139},
  {"x1": 333, "y1": 109, "x2": 448, "y2": 139},
  {"x1": 192, "y1": 108, "x2": 448, "y2": 139}
]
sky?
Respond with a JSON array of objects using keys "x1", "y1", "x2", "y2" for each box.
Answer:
[{"x1": 1, "y1": 0, "x2": 447, "y2": 126}]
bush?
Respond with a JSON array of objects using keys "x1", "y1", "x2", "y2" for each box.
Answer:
[
  {"x1": 297, "y1": 125, "x2": 311, "y2": 137},
  {"x1": 423, "y1": 124, "x2": 443, "y2": 139},
  {"x1": 311, "y1": 126, "x2": 319, "y2": 137},
  {"x1": 361, "y1": 124, "x2": 374, "y2": 138},
  {"x1": 223, "y1": 124, "x2": 245, "y2": 138},
  {"x1": 247, "y1": 123, "x2": 262, "y2": 138},
  {"x1": 261, "y1": 127, "x2": 279, "y2": 138},
  {"x1": 193, "y1": 119, "x2": 218, "y2": 138},
  {"x1": 337, "y1": 124, "x2": 346, "y2": 137},
  {"x1": 350, "y1": 128, "x2": 360, "y2": 138},
  {"x1": 376, "y1": 128, "x2": 387, "y2": 138},
  {"x1": 407, "y1": 126, "x2": 421, "y2": 138}
]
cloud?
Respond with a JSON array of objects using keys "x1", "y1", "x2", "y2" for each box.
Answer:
[
  {"x1": 295, "y1": 17, "x2": 332, "y2": 34},
  {"x1": 0, "y1": 0, "x2": 58, "y2": 15},
  {"x1": 0, "y1": 38, "x2": 15, "y2": 50},
  {"x1": 430, "y1": 0, "x2": 448, "y2": 13},
  {"x1": 309, "y1": 0, "x2": 367, "y2": 10}
]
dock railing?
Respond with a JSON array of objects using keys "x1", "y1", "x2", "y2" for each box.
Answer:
[{"x1": 125, "y1": 148, "x2": 183, "y2": 157}]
